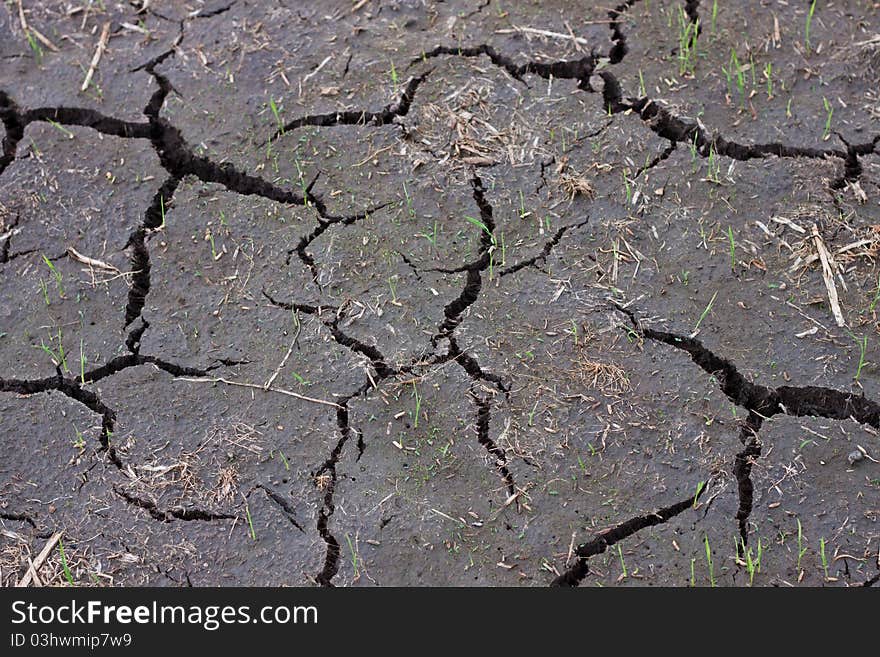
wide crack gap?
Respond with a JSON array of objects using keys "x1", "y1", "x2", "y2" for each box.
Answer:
[
  {"x1": 270, "y1": 71, "x2": 431, "y2": 142},
  {"x1": 0, "y1": 92, "x2": 25, "y2": 175},
  {"x1": 410, "y1": 46, "x2": 860, "y2": 191},
  {"x1": 251, "y1": 484, "x2": 305, "y2": 532},
  {"x1": 472, "y1": 387, "x2": 515, "y2": 496},
  {"x1": 608, "y1": 0, "x2": 641, "y2": 64},
  {"x1": 262, "y1": 290, "x2": 396, "y2": 379},
  {"x1": 285, "y1": 203, "x2": 385, "y2": 287},
  {"x1": 433, "y1": 173, "x2": 495, "y2": 343},
  {"x1": 411, "y1": 41, "x2": 865, "y2": 187},
  {"x1": 123, "y1": 175, "x2": 181, "y2": 328},
  {"x1": 830, "y1": 134, "x2": 880, "y2": 190},
  {"x1": 0, "y1": 511, "x2": 37, "y2": 528},
  {"x1": 114, "y1": 485, "x2": 236, "y2": 522},
  {"x1": 616, "y1": 303, "x2": 880, "y2": 545},
  {"x1": 634, "y1": 141, "x2": 677, "y2": 178},
  {"x1": 617, "y1": 303, "x2": 880, "y2": 427},
  {"x1": 602, "y1": 73, "x2": 850, "y2": 163},
  {"x1": 551, "y1": 479, "x2": 709, "y2": 586},
  {"x1": 733, "y1": 411, "x2": 763, "y2": 550},
  {"x1": 55, "y1": 374, "x2": 121, "y2": 469},
  {"x1": 416, "y1": 46, "x2": 599, "y2": 91},
  {"x1": 500, "y1": 217, "x2": 590, "y2": 277},
  {"x1": 684, "y1": 1, "x2": 702, "y2": 34},
  {"x1": 0, "y1": 214, "x2": 21, "y2": 264},
  {"x1": 313, "y1": 385, "x2": 367, "y2": 587},
  {"x1": 1, "y1": 348, "x2": 229, "y2": 470}
]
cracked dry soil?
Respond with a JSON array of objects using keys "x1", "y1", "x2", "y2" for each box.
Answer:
[{"x1": 1, "y1": 0, "x2": 880, "y2": 587}]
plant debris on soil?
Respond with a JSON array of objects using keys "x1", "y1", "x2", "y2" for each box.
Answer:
[{"x1": 1, "y1": 0, "x2": 879, "y2": 588}]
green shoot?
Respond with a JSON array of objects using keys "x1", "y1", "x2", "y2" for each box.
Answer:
[
  {"x1": 707, "y1": 145, "x2": 722, "y2": 183},
  {"x1": 389, "y1": 59, "x2": 399, "y2": 90},
  {"x1": 58, "y1": 539, "x2": 74, "y2": 585},
  {"x1": 740, "y1": 537, "x2": 763, "y2": 586},
  {"x1": 704, "y1": 535, "x2": 715, "y2": 587},
  {"x1": 786, "y1": 97, "x2": 793, "y2": 118},
  {"x1": 711, "y1": 0, "x2": 718, "y2": 35},
  {"x1": 723, "y1": 49, "x2": 746, "y2": 108},
  {"x1": 72, "y1": 427, "x2": 86, "y2": 451},
  {"x1": 805, "y1": 0, "x2": 817, "y2": 54},
  {"x1": 527, "y1": 399, "x2": 539, "y2": 426},
  {"x1": 245, "y1": 503, "x2": 256, "y2": 540},
  {"x1": 693, "y1": 291, "x2": 718, "y2": 333},
  {"x1": 388, "y1": 275, "x2": 399, "y2": 304},
  {"x1": 420, "y1": 220, "x2": 439, "y2": 247},
  {"x1": 796, "y1": 518, "x2": 808, "y2": 572},
  {"x1": 412, "y1": 382, "x2": 421, "y2": 429},
  {"x1": 269, "y1": 97, "x2": 284, "y2": 135},
  {"x1": 42, "y1": 254, "x2": 64, "y2": 298},
  {"x1": 621, "y1": 324, "x2": 640, "y2": 344},
  {"x1": 403, "y1": 181, "x2": 416, "y2": 221},
  {"x1": 346, "y1": 534, "x2": 360, "y2": 577},
  {"x1": 693, "y1": 480, "x2": 706, "y2": 508},
  {"x1": 690, "y1": 557, "x2": 696, "y2": 587},
  {"x1": 294, "y1": 159, "x2": 310, "y2": 207},
  {"x1": 764, "y1": 63, "x2": 773, "y2": 99},
  {"x1": 207, "y1": 228, "x2": 218, "y2": 260},
  {"x1": 819, "y1": 537, "x2": 829, "y2": 580},
  {"x1": 617, "y1": 544, "x2": 627, "y2": 578},
  {"x1": 46, "y1": 119, "x2": 75, "y2": 139},
  {"x1": 25, "y1": 30, "x2": 43, "y2": 65},
  {"x1": 38, "y1": 330, "x2": 69, "y2": 372},
  {"x1": 742, "y1": 539, "x2": 755, "y2": 585},
  {"x1": 822, "y1": 97, "x2": 833, "y2": 141},
  {"x1": 727, "y1": 226, "x2": 736, "y2": 271},
  {"x1": 676, "y1": 7, "x2": 699, "y2": 76},
  {"x1": 279, "y1": 450, "x2": 290, "y2": 471},
  {"x1": 846, "y1": 331, "x2": 868, "y2": 381},
  {"x1": 39, "y1": 279, "x2": 50, "y2": 306},
  {"x1": 464, "y1": 214, "x2": 492, "y2": 238},
  {"x1": 290, "y1": 370, "x2": 308, "y2": 385}
]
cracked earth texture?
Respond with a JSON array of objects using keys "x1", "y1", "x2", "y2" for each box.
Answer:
[{"x1": 2, "y1": 0, "x2": 880, "y2": 587}]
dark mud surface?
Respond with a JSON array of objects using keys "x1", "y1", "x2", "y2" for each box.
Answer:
[{"x1": 2, "y1": 0, "x2": 879, "y2": 587}]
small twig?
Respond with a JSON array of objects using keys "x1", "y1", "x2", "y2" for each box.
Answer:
[
  {"x1": 16, "y1": 531, "x2": 62, "y2": 587},
  {"x1": 811, "y1": 224, "x2": 845, "y2": 327},
  {"x1": 175, "y1": 376, "x2": 341, "y2": 408},
  {"x1": 17, "y1": 0, "x2": 59, "y2": 51},
  {"x1": 81, "y1": 21, "x2": 111, "y2": 92},
  {"x1": 564, "y1": 21, "x2": 586, "y2": 54},
  {"x1": 299, "y1": 54, "x2": 333, "y2": 96},
  {"x1": 67, "y1": 247, "x2": 120, "y2": 273},
  {"x1": 495, "y1": 25, "x2": 601, "y2": 44},
  {"x1": 25, "y1": 557, "x2": 43, "y2": 587},
  {"x1": 265, "y1": 338, "x2": 297, "y2": 390}
]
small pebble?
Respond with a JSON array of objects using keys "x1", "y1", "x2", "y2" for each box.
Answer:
[{"x1": 847, "y1": 450, "x2": 864, "y2": 466}]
